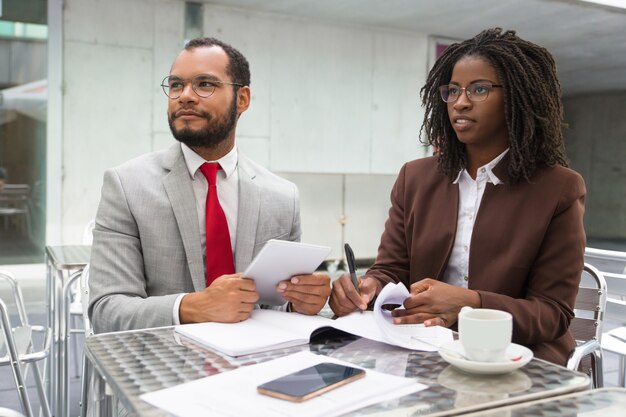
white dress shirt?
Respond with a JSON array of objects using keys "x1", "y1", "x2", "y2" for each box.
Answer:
[
  {"x1": 442, "y1": 149, "x2": 509, "y2": 288},
  {"x1": 173, "y1": 143, "x2": 240, "y2": 323},
  {"x1": 181, "y1": 143, "x2": 239, "y2": 252}
]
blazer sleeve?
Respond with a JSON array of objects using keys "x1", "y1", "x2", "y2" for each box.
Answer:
[
  {"x1": 88, "y1": 168, "x2": 180, "y2": 333},
  {"x1": 477, "y1": 172, "x2": 586, "y2": 346},
  {"x1": 288, "y1": 183, "x2": 302, "y2": 243}
]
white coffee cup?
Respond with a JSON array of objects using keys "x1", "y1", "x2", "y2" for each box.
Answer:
[{"x1": 458, "y1": 306, "x2": 512, "y2": 362}]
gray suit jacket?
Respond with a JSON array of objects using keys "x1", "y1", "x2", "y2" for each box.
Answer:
[{"x1": 88, "y1": 144, "x2": 301, "y2": 333}]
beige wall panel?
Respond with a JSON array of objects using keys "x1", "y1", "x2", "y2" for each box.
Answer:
[
  {"x1": 269, "y1": 19, "x2": 373, "y2": 173},
  {"x1": 204, "y1": 7, "x2": 272, "y2": 139},
  {"x1": 344, "y1": 174, "x2": 396, "y2": 259},
  {"x1": 62, "y1": 42, "x2": 153, "y2": 242},
  {"x1": 152, "y1": 131, "x2": 176, "y2": 152},
  {"x1": 237, "y1": 136, "x2": 270, "y2": 168},
  {"x1": 152, "y1": 0, "x2": 186, "y2": 134},
  {"x1": 370, "y1": 31, "x2": 428, "y2": 174},
  {"x1": 277, "y1": 172, "x2": 344, "y2": 259},
  {"x1": 64, "y1": 0, "x2": 154, "y2": 48}
]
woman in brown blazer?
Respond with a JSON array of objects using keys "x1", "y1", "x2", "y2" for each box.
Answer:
[{"x1": 330, "y1": 28, "x2": 586, "y2": 365}]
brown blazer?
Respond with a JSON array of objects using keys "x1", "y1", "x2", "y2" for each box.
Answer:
[{"x1": 367, "y1": 155, "x2": 586, "y2": 365}]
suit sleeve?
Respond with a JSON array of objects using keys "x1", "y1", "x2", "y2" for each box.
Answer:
[
  {"x1": 288, "y1": 182, "x2": 302, "y2": 243},
  {"x1": 88, "y1": 168, "x2": 180, "y2": 333},
  {"x1": 477, "y1": 173, "x2": 586, "y2": 346}
]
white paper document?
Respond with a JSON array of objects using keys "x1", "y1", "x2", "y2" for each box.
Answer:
[
  {"x1": 140, "y1": 351, "x2": 427, "y2": 417},
  {"x1": 175, "y1": 283, "x2": 453, "y2": 357},
  {"x1": 176, "y1": 309, "x2": 336, "y2": 357},
  {"x1": 373, "y1": 282, "x2": 453, "y2": 351}
]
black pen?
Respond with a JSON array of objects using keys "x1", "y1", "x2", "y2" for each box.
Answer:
[{"x1": 344, "y1": 243, "x2": 360, "y2": 295}]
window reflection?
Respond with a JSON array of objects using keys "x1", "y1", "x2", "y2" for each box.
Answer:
[{"x1": 0, "y1": 12, "x2": 47, "y2": 264}]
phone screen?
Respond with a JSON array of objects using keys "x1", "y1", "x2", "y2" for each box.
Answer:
[{"x1": 257, "y1": 362, "x2": 365, "y2": 402}]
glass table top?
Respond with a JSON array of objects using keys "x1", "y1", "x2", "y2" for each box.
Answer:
[
  {"x1": 85, "y1": 327, "x2": 590, "y2": 416},
  {"x1": 45, "y1": 245, "x2": 91, "y2": 269},
  {"x1": 463, "y1": 388, "x2": 626, "y2": 417}
]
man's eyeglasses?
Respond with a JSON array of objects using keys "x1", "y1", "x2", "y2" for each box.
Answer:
[
  {"x1": 161, "y1": 75, "x2": 243, "y2": 99},
  {"x1": 439, "y1": 81, "x2": 503, "y2": 103}
]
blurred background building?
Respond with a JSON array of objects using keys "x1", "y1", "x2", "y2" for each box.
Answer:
[{"x1": 0, "y1": 0, "x2": 625, "y2": 266}]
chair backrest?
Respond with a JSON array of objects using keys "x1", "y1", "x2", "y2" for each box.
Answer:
[
  {"x1": 584, "y1": 246, "x2": 626, "y2": 325},
  {"x1": 585, "y1": 247, "x2": 626, "y2": 274},
  {"x1": 0, "y1": 271, "x2": 29, "y2": 326},
  {"x1": 80, "y1": 265, "x2": 93, "y2": 337},
  {"x1": 0, "y1": 184, "x2": 31, "y2": 194},
  {"x1": 0, "y1": 273, "x2": 41, "y2": 417},
  {"x1": 82, "y1": 220, "x2": 95, "y2": 245},
  {"x1": 0, "y1": 185, "x2": 31, "y2": 204},
  {"x1": 571, "y1": 264, "x2": 607, "y2": 344},
  {"x1": 604, "y1": 271, "x2": 626, "y2": 325}
]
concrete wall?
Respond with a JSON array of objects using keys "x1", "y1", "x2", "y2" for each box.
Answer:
[
  {"x1": 564, "y1": 92, "x2": 626, "y2": 240},
  {"x1": 60, "y1": 0, "x2": 430, "y2": 258}
]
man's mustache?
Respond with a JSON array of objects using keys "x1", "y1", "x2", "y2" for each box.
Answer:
[{"x1": 171, "y1": 108, "x2": 210, "y2": 119}]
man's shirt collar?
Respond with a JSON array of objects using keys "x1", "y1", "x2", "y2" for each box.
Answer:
[{"x1": 181, "y1": 142, "x2": 238, "y2": 180}]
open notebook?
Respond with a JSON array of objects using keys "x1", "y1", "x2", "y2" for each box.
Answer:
[{"x1": 175, "y1": 283, "x2": 452, "y2": 356}]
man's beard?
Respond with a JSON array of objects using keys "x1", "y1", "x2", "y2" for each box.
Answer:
[{"x1": 168, "y1": 98, "x2": 238, "y2": 148}]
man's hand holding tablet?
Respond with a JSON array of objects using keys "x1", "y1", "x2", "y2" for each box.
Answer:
[{"x1": 243, "y1": 240, "x2": 332, "y2": 315}]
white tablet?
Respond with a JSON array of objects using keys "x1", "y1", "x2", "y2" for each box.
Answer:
[{"x1": 244, "y1": 239, "x2": 332, "y2": 306}]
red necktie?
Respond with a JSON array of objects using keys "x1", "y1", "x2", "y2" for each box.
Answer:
[{"x1": 199, "y1": 163, "x2": 234, "y2": 286}]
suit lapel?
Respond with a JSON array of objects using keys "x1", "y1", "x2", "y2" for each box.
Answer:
[
  {"x1": 162, "y1": 145, "x2": 206, "y2": 291},
  {"x1": 234, "y1": 156, "x2": 260, "y2": 272}
]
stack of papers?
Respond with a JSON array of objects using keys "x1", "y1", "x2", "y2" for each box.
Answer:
[{"x1": 140, "y1": 351, "x2": 427, "y2": 417}]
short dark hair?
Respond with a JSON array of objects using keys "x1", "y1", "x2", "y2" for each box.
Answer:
[
  {"x1": 420, "y1": 28, "x2": 568, "y2": 183},
  {"x1": 185, "y1": 37, "x2": 251, "y2": 87}
]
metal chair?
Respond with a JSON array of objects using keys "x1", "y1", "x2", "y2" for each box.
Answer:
[
  {"x1": 0, "y1": 184, "x2": 32, "y2": 236},
  {"x1": 76, "y1": 265, "x2": 115, "y2": 417},
  {"x1": 69, "y1": 220, "x2": 95, "y2": 378},
  {"x1": 78, "y1": 265, "x2": 95, "y2": 417},
  {"x1": 584, "y1": 246, "x2": 626, "y2": 387},
  {"x1": 585, "y1": 247, "x2": 626, "y2": 274},
  {"x1": 601, "y1": 271, "x2": 626, "y2": 387},
  {"x1": 0, "y1": 271, "x2": 51, "y2": 417},
  {"x1": 567, "y1": 263, "x2": 606, "y2": 388}
]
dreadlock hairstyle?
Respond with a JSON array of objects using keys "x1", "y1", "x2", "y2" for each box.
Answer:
[{"x1": 420, "y1": 28, "x2": 569, "y2": 183}]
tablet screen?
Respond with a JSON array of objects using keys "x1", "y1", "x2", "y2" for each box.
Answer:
[{"x1": 243, "y1": 240, "x2": 331, "y2": 305}]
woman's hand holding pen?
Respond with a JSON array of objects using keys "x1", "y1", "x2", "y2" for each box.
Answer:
[{"x1": 329, "y1": 275, "x2": 380, "y2": 317}]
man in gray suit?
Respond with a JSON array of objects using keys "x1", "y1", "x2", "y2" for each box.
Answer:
[{"x1": 89, "y1": 38, "x2": 331, "y2": 333}]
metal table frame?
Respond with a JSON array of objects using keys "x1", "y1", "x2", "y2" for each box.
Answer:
[
  {"x1": 45, "y1": 245, "x2": 91, "y2": 417},
  {"x1": 84, "y1": 327, "x2": 590, "y2": 417}
]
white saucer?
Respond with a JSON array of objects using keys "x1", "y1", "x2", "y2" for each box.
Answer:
[{"x1": 438, "y1": 340, "x2": 533, "y2": 375}]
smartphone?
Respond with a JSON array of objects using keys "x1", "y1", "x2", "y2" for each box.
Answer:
[{"x1": 257, "y1": 362, "x2": 366, "y2": 402}]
